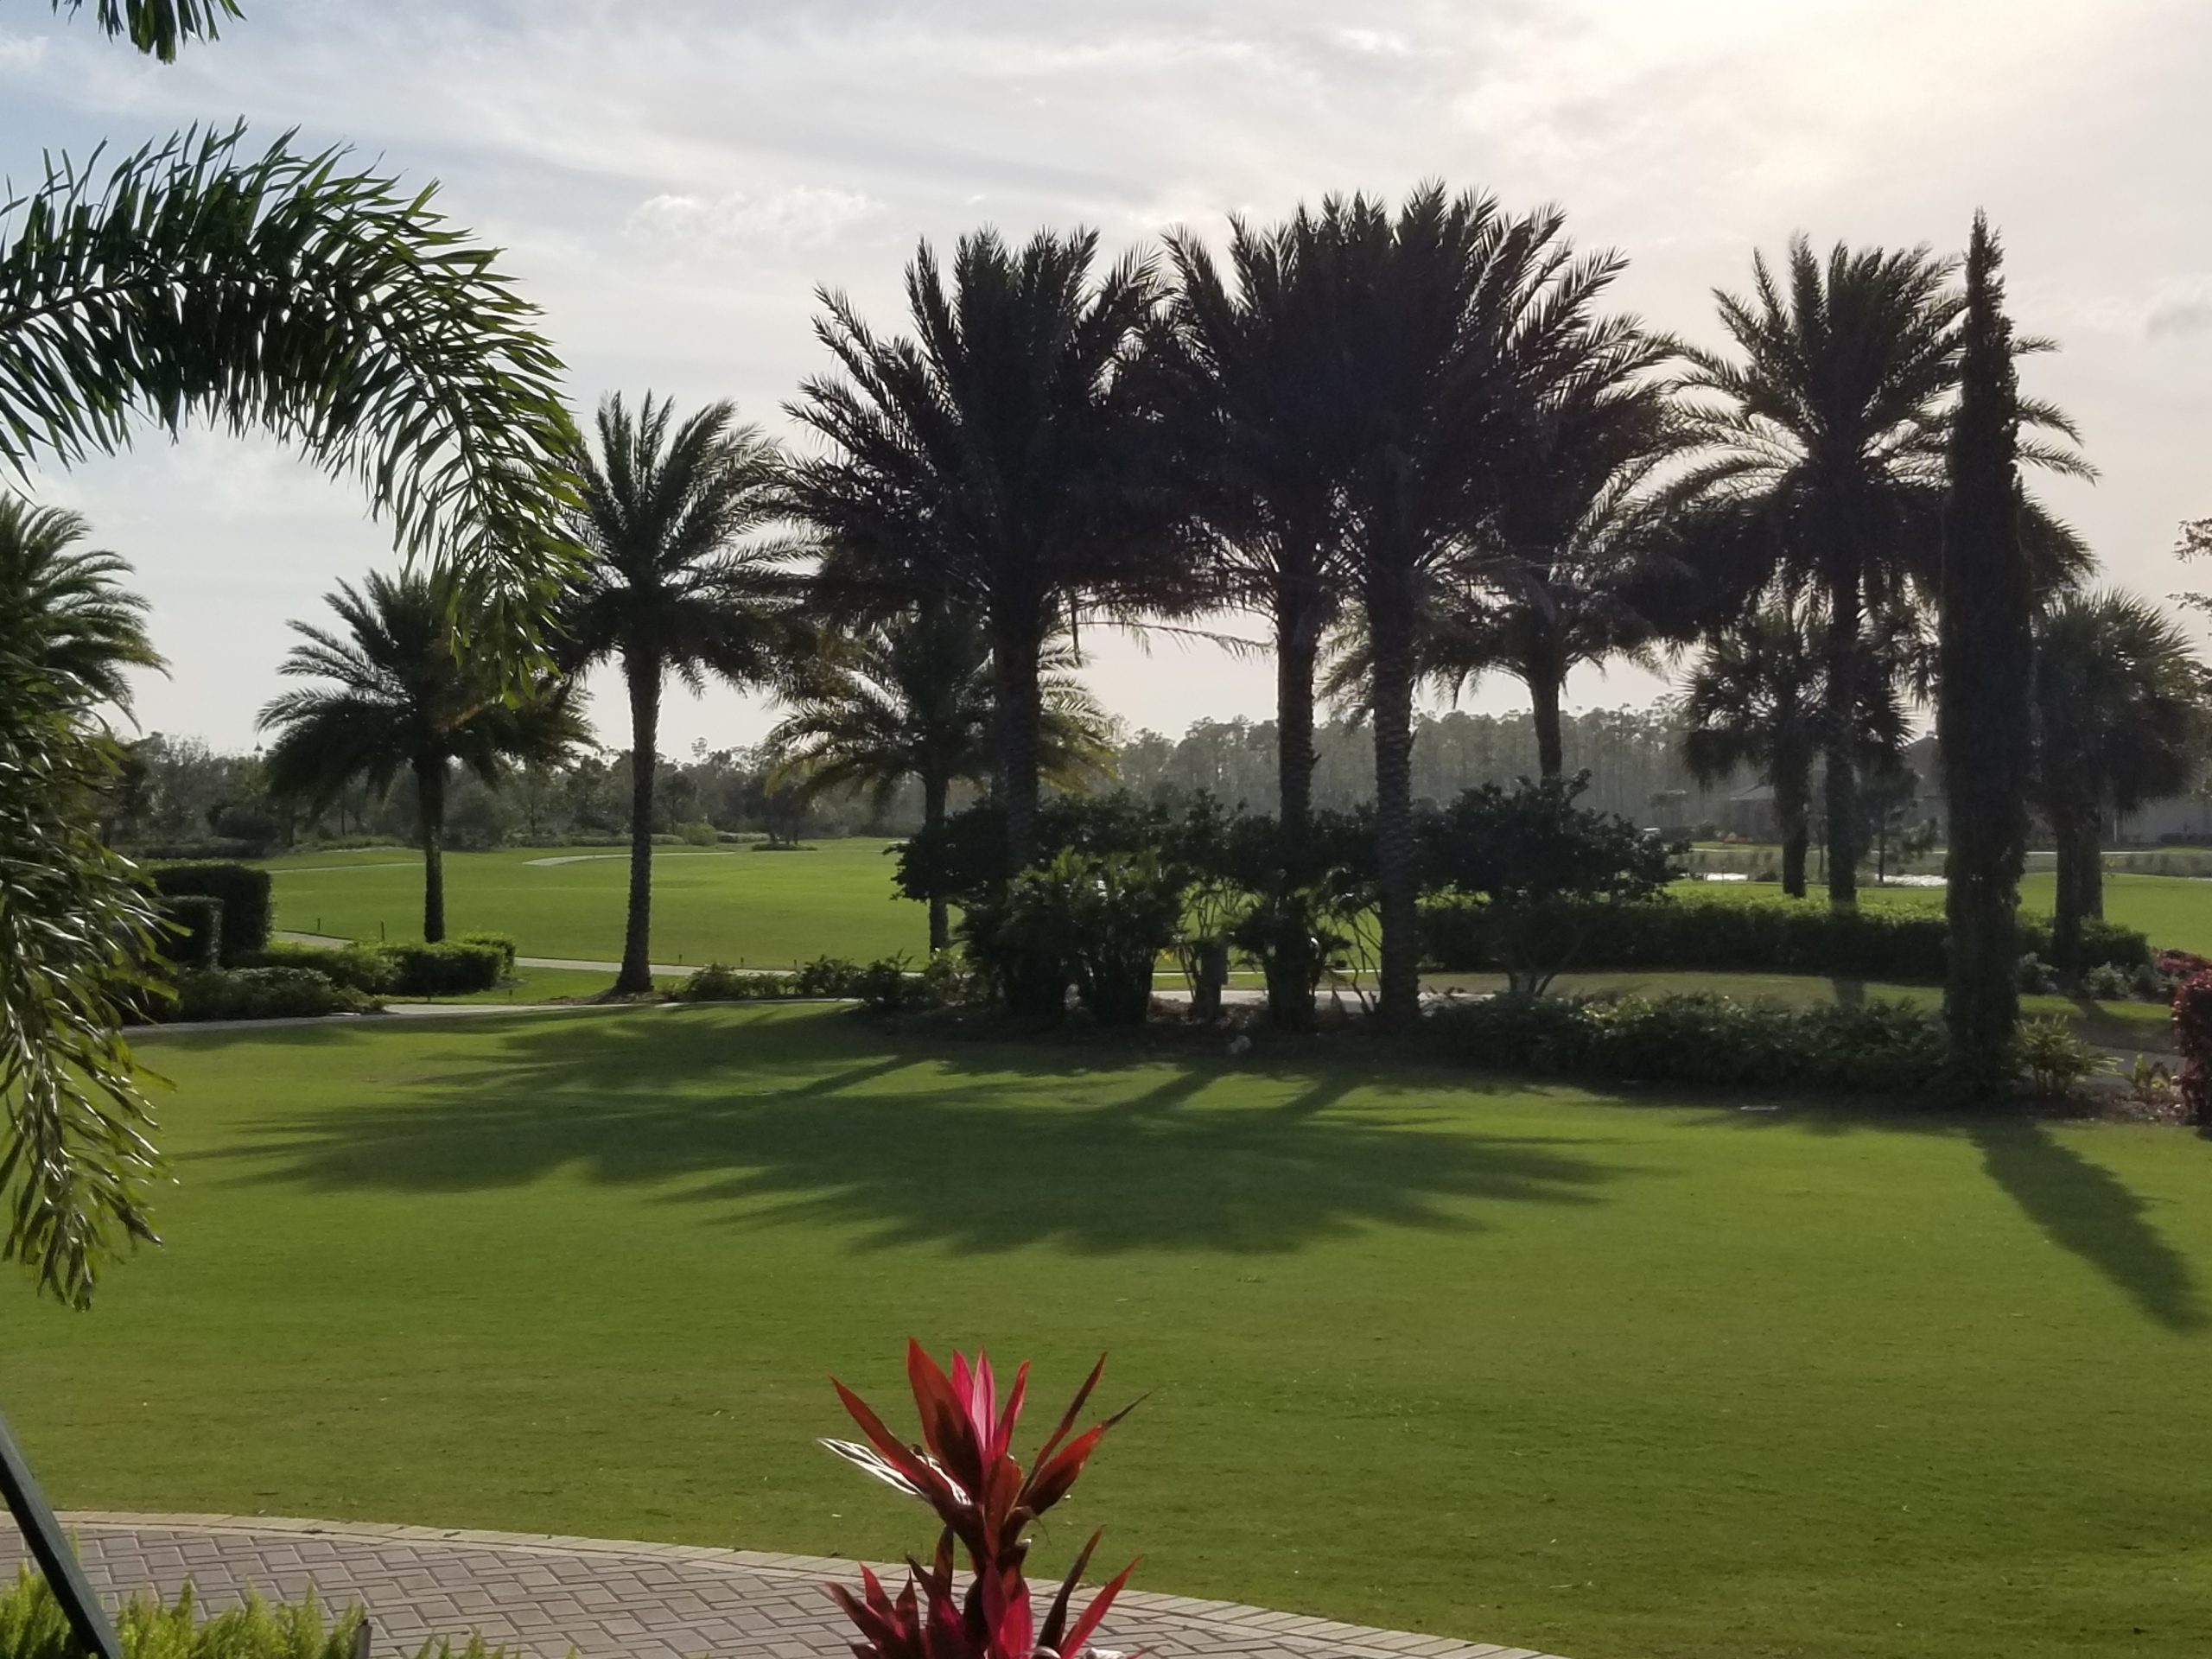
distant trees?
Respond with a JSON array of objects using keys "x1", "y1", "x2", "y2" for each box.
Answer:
[
  {"x1": 259, "y1": 573, "x2": 590, "y2": 941},
  {"x1": 558, "y1": 393, "x2": 800, "y2": 993},
  {"x1": 1681, "y1": 604, "x2": 1824, "y2": 897}
]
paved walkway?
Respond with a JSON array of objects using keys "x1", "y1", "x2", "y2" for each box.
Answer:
[{"x1": 4, "y1": 1515, "x2": 1563, "y2": 1659}]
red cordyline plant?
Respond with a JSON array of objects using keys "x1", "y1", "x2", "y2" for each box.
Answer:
[
  {"x1": 2173, "y1": 969, "x2": 2212, "y2": 1125},
  {"x1": 822, "y1": 1341, "x2": 1141, "y2": 1659}
]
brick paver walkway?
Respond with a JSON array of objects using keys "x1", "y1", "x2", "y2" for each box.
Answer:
[{"x1": 3, "y1": 1514, "x2": 1564, "y2": 1659}]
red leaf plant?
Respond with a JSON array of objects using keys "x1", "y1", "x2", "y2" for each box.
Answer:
[{"x1": 822, "y1": 1340, "x2": 1141, "y2": 1659}]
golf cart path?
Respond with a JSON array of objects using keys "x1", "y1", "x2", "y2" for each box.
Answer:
[{"x1": 7, "y1": 1514, "x2": 1561, "y2": 1659}]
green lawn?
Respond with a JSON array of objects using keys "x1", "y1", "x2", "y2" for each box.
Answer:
[
  {"x1": 264, "y1": 841, "x2": 926, "y2": 966},
  {"x1": 9, "y1": 1007, "x2": 2210, "y2": 1659}
]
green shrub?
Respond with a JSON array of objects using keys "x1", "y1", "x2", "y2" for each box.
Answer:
[
  {"x1": 456, "y1": 931, "x2": 518, "y2": 976},
  {"x1": 156, "y1": 967, "x2": 372, "y2": 1022},
  {"x1": 1435, "y1": 990, "x2": 1949, "y2": 1096},
  {"x1": 379, "y1": 940, "x2": 505, "y2": 996},
  {"x1": 1419, "y1": 894, "x2": 2149, "y2": 983},
  {"x1": 146, "y1": 862, "x2": 272, "y2": 963},
  {"x1": 962, "y1": 849, "x2": 1183, "y2": 1025},
  {"x1": 0, "y1": 1571, "x2": 505, "y2": 1659},
  {"x1": 2012, "y1": 1018, "x2": 2108, "y2": 1098},
  {"x1": 156, "y1": 894, "x2": 224, "y2": 971},
  {"x1": 853, "y1": 955, "x2": 917, "y2": 1011},
  {"x1": 2017, "y1": 952, "x2": 2058, "y2": 994},
  {"x1": 677, "y1": 819, "x2": 721, "y2": 847},
  {"x1": 235, "y1": 941, "x2": 398, "y2": 994},
  {"x1": 676, "y1": 963, "x2": 799, "y2": 1001},
  {"x1": 2081, "y1": 961, "x2": 2134, "y2": 1001},
  {"x1": 796, "y1": 956, "x2": 862, "y2": 997}
]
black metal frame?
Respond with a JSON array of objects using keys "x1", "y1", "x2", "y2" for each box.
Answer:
[{"x1": 0, "y1": 1402, "x2": 124, "y2": 1659}]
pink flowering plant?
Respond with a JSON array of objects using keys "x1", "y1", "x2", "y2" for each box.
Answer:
[{"x1": 821, "y1": 1341, "x2": 1141, "y2": 1659}]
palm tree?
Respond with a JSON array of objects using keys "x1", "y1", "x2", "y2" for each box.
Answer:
[
  {"x1": 1670, "y1": 238, "x2": 2092, "y2": 907},
  {"x1": 1680, "y1": 604, "x2": 1823, "y2": 897},
  {"x1": 0, "y1": 500, "x2": 164, "y2": 715},
  {"x1": 1155, "y1": 215, "x2": 1350, "y2": 841},
  {"x1": 5, "y1": 2, "x2": 575, "y2": 1311},
  {"x1": 764, "y1": 607, "x2": 1114, "y2": 950},
  {"x1": 558, "y1": 393, "x2": 799, "y2": 994},
  {"x1": 785, "y1": 227, "x2": 1167, "y2": 874},
  {"x1": 259, "y1": 572, "x2": 590, "y2": 942},
  {"x1": 1318, "y1": 186, "x2": 1646, "y2": 1025},
  {"x1": 2032, "y1": 591, "x2": 2208, "y2": 973}
]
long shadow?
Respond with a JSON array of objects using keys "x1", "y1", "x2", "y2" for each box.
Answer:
[
  {"x1": 200, "y1": 1007, "x2": 1618, "y2": 1255},
  {"x1": 1970, "y1": 1122, "x2": 2207, "y2": 1332}
]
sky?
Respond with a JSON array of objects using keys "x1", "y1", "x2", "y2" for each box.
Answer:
[{"x1": 5, "y1": 0, "x2": 2209, "y2": 757}]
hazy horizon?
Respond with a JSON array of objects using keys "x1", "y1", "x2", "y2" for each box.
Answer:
[{"x1": 6, "y1": 0, "x2": 2207, "y2": 754}]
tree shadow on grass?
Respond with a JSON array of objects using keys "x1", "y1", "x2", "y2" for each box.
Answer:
[
  {"x1": 200, "y1": 1007, "x2": 1620, "y2": 1255},
  {"x1": 1969, "y1": 1121, "x2": 2208, "y2": 1333}
]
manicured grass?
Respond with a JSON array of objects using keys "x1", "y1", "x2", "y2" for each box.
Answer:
[
  {"x1": 8, "y1": 1007, "x2": 2210, "y2": 1659},
  {"x1": 263, "y1": 841, "x2": 926, "y2": 967}
]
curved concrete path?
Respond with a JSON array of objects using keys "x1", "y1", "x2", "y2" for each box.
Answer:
[{"x1": 7, "y1": 1514, "x2": 1563, "y2": 1659}]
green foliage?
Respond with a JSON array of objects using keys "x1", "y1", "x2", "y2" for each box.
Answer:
[
  {"x1": 1436, "y1": 990, "x2": 1949, "y2": 1096},
  {"x1": 2016, "y1": 953, "x2": 2058, "y2": 995},
  {"x1": 1421, "y1": 774, "x2": 1679, "y2": 993},
  {"x1": 795, "y1": 957, "x2": 862, "y2": 997},
  {"x1": 456, "y1": 931, "x2": 518, "y2": 976},
  {"x1": 1420, "y1": 894, "x2": 2147, "y2": 983},
  {"x1": 677, "y1": 820, "x2": 721, "y2": 847},
  {"x1": 964, "y1": 849, "x2": 1184, "y2": 1026},
  {"x1": 0, "y1": 125, "x2": 574, "y2": 626},
  {"x1": 0, "y1": 1570, "x2": 502, "y2": 1659},
  {"x1": 235, "y1": 942, "x2": 394, "y2": 995},
  {"x1": 160, "y1": 967, "x2": 372, "y2": 1023},
  {"x1": 55, "y1": 0, "x2": 243, "y2": 62},
  {"x1": 155, "y1": 894, "x2": 223, "y2": 972},
  {"x1": 674, "y1": 963, "x2": 799, "y2": 1001},
  {"x1": 2011, "y1": 1018, "x2": 2107, "y2": 1099},
  {"x1": 0, "y1": 499, "x2": 165, "y2": 714},
  {"x1": 378, "y1": 942, "x2": 505, "y2": 997},
  {"x1": 147, "y1": 862, "x2": 271, "y2": 963}
]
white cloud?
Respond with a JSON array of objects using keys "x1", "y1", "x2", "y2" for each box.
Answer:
[
  {"x1": 625, "y1": 185, "x2": 879, "y2": 257},
  {"x1": 0, "y1": 32, "x2": 48, "y2": 71}
]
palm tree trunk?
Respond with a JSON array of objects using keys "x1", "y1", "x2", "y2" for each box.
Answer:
[
  {"x1": 1529, "y1": 668, "x2": 1566, "y2": 781},
  {"x1": 2050, "y1": 804, "x2": 2096, "y2": 977},
  {"x1": 1822, "y1": 569, "x2": 1863, "y2": 907},
  {"x1": 416, "y1": 758, "x2": 447, "y2": 943},
  {"x1": 617, "y1": 653, "x2": 661, "y2": 995},
  {"x1": 1369, "y1": 560, "x2": 1421, "y2": 1028},
  {"x1": 921, "y1": 768, "x2": 950, "y2": 954},
  {"x1": 993, "y1": 613, "x2": 1044, "y2": 874},
  {"x1": 1276, "y1": 595, "x2": 1320, "y2": 845},
  {"x1": 1777, "y1": 749, "x2": 1812, "y2": 900}
]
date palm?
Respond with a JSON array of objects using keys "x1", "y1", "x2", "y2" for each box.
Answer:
[
  {"x1": 1319, "y1": 186, "x2": 1646, "y2": 1025},
  {"x1": 0, "y1": 499, "x2": 164, "y2": 715},
  {"x1": 1155, "y1": 214, "x2": 1351, "y2": 840},
  {"x1": 786, "y1": 227, "x2": 1166, "y2": 873},
  {"x1": 259, "y1": 572, "x2": 590, "y2": 943},
  {"x1": 765, "y1": 607, "x2": 1113, "y2": 951},
  {"x1": 1669, "y1": 236, "x2": 2087, "y2": 906},
  {"x1": 558, "y1": 393, "x2": 800, "y2": 994},
  {"x1": 6, "y1": 2, "x2": 574, "y2": 1308},
  {"x1": 2032, "y1": 591, "x2": 2208, "y2": 974}
]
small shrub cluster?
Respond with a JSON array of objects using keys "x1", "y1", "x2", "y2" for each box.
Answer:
[
  {"x1": 0, "y1": 1571, "x2": 505, "y2": 1659},
  {"x1": 677, "y1": 819, "x2": 721, "y2": 847},
  {"x1": 145, "y1": 862, "x2": 271, "y2": 963},
  {"x1": 2013, "y1": 1018, "x2": 2109, "y2": 1097},
  {"x1": 156, "y1": 967, "x2": 375, "y2": 1023},
  {"x1": 1420, "y1": 895, "x2": 2150, "y2": 984},
  {"x1": 1435, "y1": 991, "x2": 1951, "y2": 1096},
  {"x1": 2174, "y1": 969, "x2": 2212, "y2": 1126},
  {"x1": 674, "y1": 963, "x2": 799, "y2": 1001},
  {"x1": 237, "y1": 938, "x2": 508, "y2": 996}
]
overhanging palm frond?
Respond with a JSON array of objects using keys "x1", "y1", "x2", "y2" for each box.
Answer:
[
  {"x1": 1, "y1": 126, "x2": 575, "y2": 620},
  {"x1": 0, "y1": 499, "x2": 164, "y2": 715},
  {"x1": 57, "y1": 0, "x2": 241, "y2": 59}
]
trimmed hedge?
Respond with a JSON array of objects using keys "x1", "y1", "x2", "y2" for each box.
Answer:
[
  {"x1": 1435, "y1": 991, "x2": 1950, "y2": 1096},
  {"x1": 146, "y1": 862, "x2": 272, "y2": 963},
  {"x1": 458, "y1": 931, "x2": 518, "y2": 975},
  {"x1": 237, "y1": 938, "x2": 507, "y2": 996},
  {"x1": 1419, "y1": 894, "x2": 2149, "y2": 982},
  {"x1": 153, "y1": 967, "x2": 374, "y2": 1023},
  {"x1": 155, "y1": 895, "x2": 224, "y2": 972}
]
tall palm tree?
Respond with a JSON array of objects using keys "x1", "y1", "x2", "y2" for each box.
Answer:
[
  {"x1": 1669, "y1": 236, "x2": 2088, "y2": 906},
  {"x1": 785, "y1": 227, "x2": 1167, "y2": 873},
  {"x1": 2032, "y1": 591, "x2": 2208, "y2": 973},
  {"x1": 259, "y1": 572, "x2": 590, "y2": 942},
  {"x1": 764, "y1": 607, "x2": 1114, "y2": 951},
  {"x1": 6, "y1": 2, "x2": 575, "y2": 1312},
  {"x1": 1155, "y1": 215, "x2": 1350, "y2": 842},
  {"x1": 558, "y1": 392, "x2": 799, "y2": 994},
  {"x1": 1317, "y1": 186, "x2": 1646, "y2": 1025},
  {"x1": 0, "y1": 500, "x2": 164, "y2": 715}
]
